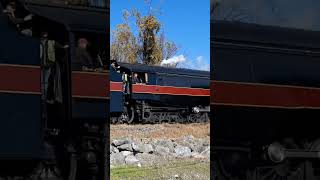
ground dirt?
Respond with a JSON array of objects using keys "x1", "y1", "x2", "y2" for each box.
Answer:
[{"x1": 110, "y1": 123, "x2": 210, "y2": 140}]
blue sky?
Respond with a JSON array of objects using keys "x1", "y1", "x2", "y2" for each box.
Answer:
[{"x1": 110, "y1": 0, "x2": 210, "y2": 71}]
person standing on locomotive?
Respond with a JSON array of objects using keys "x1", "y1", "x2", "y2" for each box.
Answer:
[
  {"x1": 122, "y1": 72, "x2": 130, "y2": 94},
  {"x1": 40, "y1": 31, "x2": 68, "y2": 103}
]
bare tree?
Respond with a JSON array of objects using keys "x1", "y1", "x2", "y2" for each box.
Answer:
[
  {"x1": 111, "y1": 1, "x2": 179, "y2": 65},
  {"x1": 111, "y1": 10, "x2": 138, "y2": 63}
]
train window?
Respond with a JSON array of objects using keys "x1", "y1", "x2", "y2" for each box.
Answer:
[
  {"x1": 72, "y1": 32, "x2": 107, "y2": 72},
  {"x1": 132, "y1": 72, "x2": 148, "y2": 84}
]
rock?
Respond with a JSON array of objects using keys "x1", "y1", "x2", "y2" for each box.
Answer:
[
  {"x1": 110, "y1": 152, "x2": 125, "y2": 165},
  {"x1": 125, "y1": 155, "x2": 140, "y2": 165},
  {"x1": 154, "y1": 139, "x2": 175, "y2": 152},
  {"x1": 191, "y1": 152, "x2": 206, "y2": 159},
  {"x1": 110, "y1": 145, "x2": 119, "y2": 154},
  {"x1": 112, "y1": 139, "x2": 131, "y2": 147},
  {"x1": 154, "y1": 146, "x2": 171, "y2": 156},
  {"x1": 186, "y1": 140, "x2": 207, "y2": 153},
  {"x1": 183, "y1": 135, "x2": 195, "y2": 142},
  {"x1": 117, "y1": 143, "x2": 133, "y2": 151},
  {"x1": 132, "y1": 142, "x2": 154, "y2": 153},
  {"x1": 174, "y1": 146, "x2": 192, "y2": 157},
  {"x1": 200, "y1": 146, "x2": 210, "y2": 158},
  {"x1": 121, "y1": 151, "x2": 133, "y2": 156},
  {"x1": 142, "y1": 144, "x2": 154, "y2": 153},
  {"x1": 135, "y1": 153, "x2": 158, "y2": 165}
]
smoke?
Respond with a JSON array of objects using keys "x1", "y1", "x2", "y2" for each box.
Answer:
[
  {"x1": 161, "y1": 55, "x2": 209, "y2": 71},
  {"x1": 161, "y1": 55, "x2": 186, "y2": 66}
]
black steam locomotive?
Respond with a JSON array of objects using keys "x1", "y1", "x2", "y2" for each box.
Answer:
[
  {"x1": 212, "y1": 20, "x2": 320, "y2": 179},
  {"x1": 0, "y1": 1, "x2": 108, "y2": 179},
  {"x1": 110, "y1": 61, "x2": 210, "y2": 124}
]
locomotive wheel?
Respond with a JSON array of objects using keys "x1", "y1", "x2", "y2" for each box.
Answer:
[
  {"x1": 29, "y1": 161, "x2": 63, "y2": 180},
  {"x1": 307, "y1": 139, "x2": 320, "y2": 179},
  {"x1": 111, "y1": 117, "x2": 118, "y2": 124},
  {"x1": 214, "y1": 156, "x2": 245, "y2": 180},
  {"x1": 256, "y1": 139, "x2": 305, "y2": 180},
  {"x1": 255, "y1": 161, "x2": 304, "y2": 180},
  {"x1": 310, "y1": 139, "x2": 320, "y2": 152},
  {"x1": 120, "y1": 106, "x2": 134, "y2": 124}
]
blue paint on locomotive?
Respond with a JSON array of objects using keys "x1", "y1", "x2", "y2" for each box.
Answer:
[
  {"x1": 0, "y1": 11, "x2": 43, "y2": 159},
  {"x1": 0, "y1": 14, "x2": 40, "y2": 65},
  {"x1": 110, "y1": 67, "x2": 124, "y2": 113},
  {"x1": 212, "y1": 20, "x2": 320, "y2": 87},
  {"x1": 0, "y1": 94, "x2": 43, "y2": 159},
  {"x1": 211, "y1": 20, "x2": 320, "y2": 141}
]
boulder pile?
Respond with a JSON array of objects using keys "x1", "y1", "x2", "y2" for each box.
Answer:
[{"x1": 110, "y1": 135, "x2": 210, "y2": 167}]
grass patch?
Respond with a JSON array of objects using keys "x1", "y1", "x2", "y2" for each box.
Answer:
[{"x1": 110, "y1": 160, "x2": 210, "y2": 180}]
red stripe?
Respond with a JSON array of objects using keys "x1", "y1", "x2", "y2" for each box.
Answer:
[
  {"x1": 212, "y1": 80, "x2": 320, "y2": 108},
  {"x1": 110, "y1": 81, "x2": 209, "y2": 96},
  {"x1": 72, "y1": 71, "x2": 109, "y2": 99},
  {"x1": 110, "y1": 81, "x2": 122, "y2": 92},
  {"x1": 0, "y1": 64, "x2": 40, "y2": 94},
  {"x1": 0, "y1": 65, "x2": 110, "y2": 98}
]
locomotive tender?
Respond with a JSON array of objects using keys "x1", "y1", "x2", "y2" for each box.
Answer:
[
  {"x1": 0, "y1": 0, "x2": 108, "y2": 179},
  {"x1": 110, "y1": 61, "x2": 210, "y2": 124},
  {"x1": 212, "y1": 20, "x2": 320, "y2": 179}
]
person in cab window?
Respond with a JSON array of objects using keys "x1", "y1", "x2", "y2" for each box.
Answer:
[
  {"x1": 132, "y1": 73, "x2": 142, "y2": 84},
  {"x1": 75, "y1": 38, "x2": 94, "y2": 71}
]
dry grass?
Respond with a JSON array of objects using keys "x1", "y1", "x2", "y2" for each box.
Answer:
[
  {"x1": 110, "y1": 123, "x2": 210, "y2": 140},
  {"x1": 111, "y1": 159, "x2": 210, "y2": 180}
]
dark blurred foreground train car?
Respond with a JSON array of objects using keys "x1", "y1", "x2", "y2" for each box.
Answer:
[
  {"x1": 0, "y1": 0, "x2": 108, "y2": 179},
  {"x1": 212, "y1": 20, "x2": 320, "y2": 179},
  {"x1": 110, "y1": 62, "x2": 210, "y2": 124}
]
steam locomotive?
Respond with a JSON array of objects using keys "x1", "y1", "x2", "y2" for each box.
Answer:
[
  {"x1": 212, "y1": 20, "x2": 320, "y2": 179},
  {"x1": 110, "y1": 61, "x2": 210, "y2": 124},
  {"x1": 0, "y1": 1, "x2": 108, "y2": 179}
]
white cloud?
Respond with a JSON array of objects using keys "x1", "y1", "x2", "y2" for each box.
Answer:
[
  {"x1": 161, "y1": 55, "x2": 186, "y2": 65},
  {"x1": 195, "y1": 56, "x2": 210, "y2": 71},
  {"x1": 178, "y1": 55, "x2": 210, "y2": 71},
  {"x1": 196, "y1": 56, "x2": 204, "y2": 61}
]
